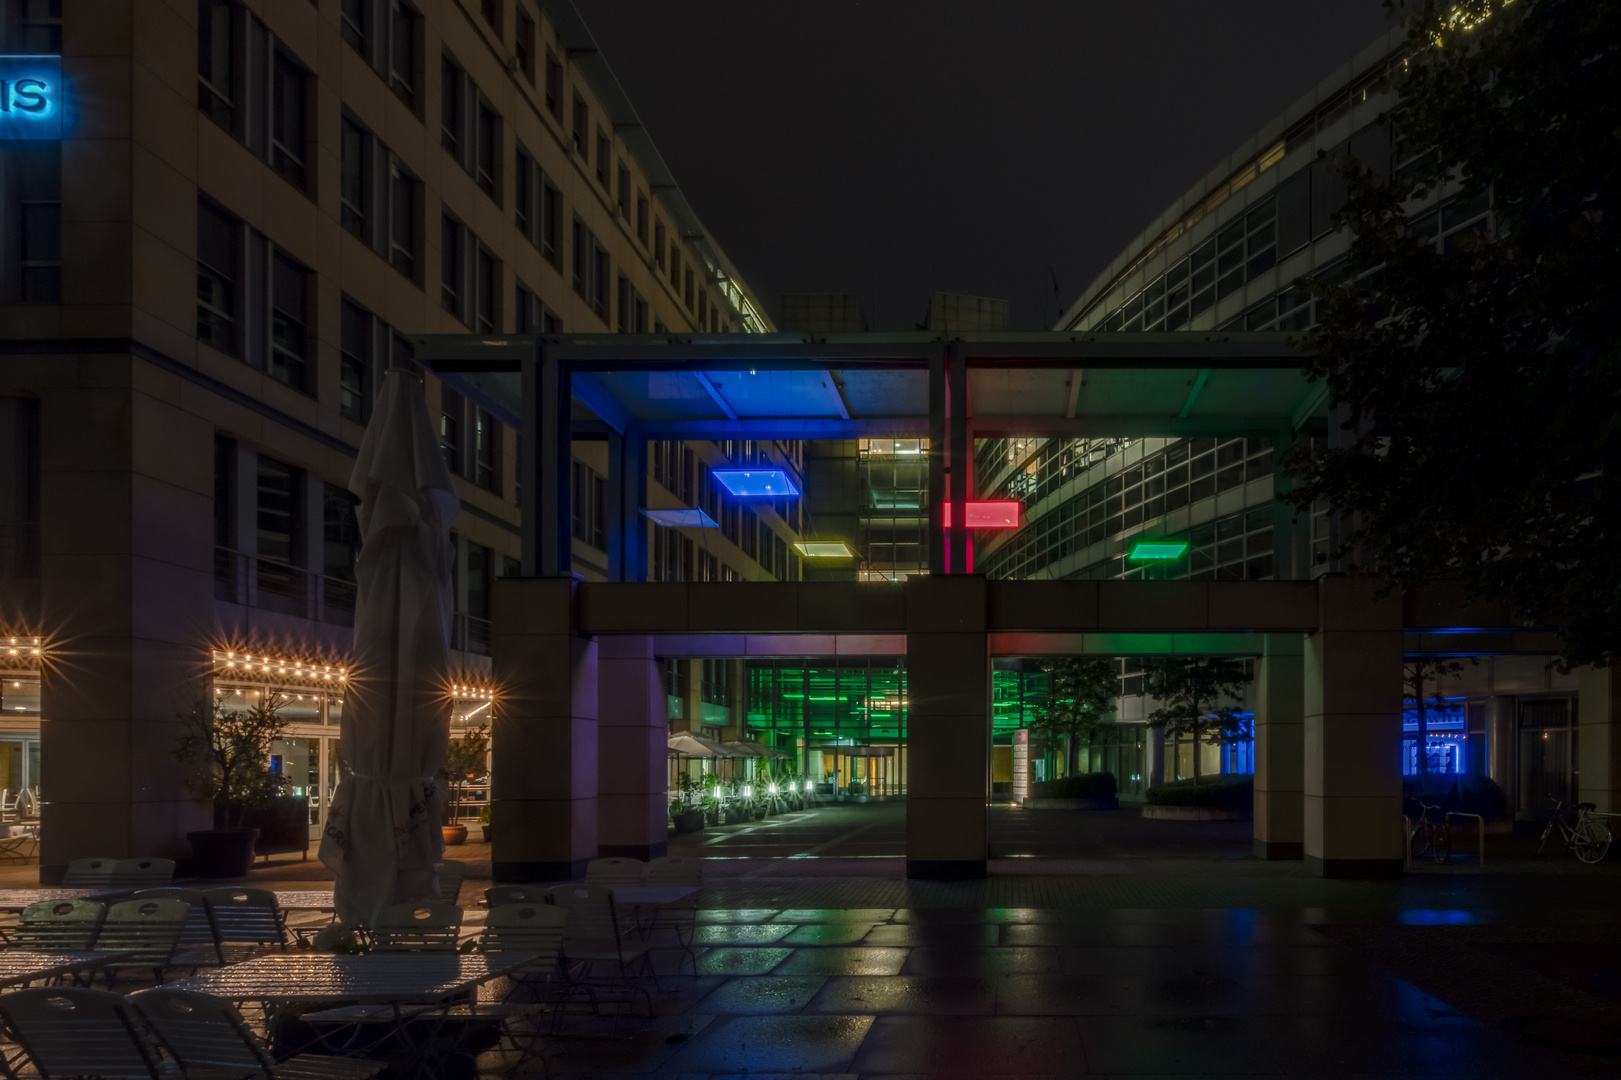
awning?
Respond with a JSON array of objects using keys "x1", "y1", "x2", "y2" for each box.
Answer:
[{"x1": 668, "y1": 732, "x2": 729, "y2": 758}]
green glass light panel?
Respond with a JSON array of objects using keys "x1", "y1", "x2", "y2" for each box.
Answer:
[{"x1": 1128, "y1": 540, "x2": 1189, "y2": 561}]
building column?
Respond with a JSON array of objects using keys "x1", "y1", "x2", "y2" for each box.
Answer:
[
  {"x1": 1303, "y1": 575, "x2": 1404, "y2": 878},
  {"x1": 1578, "y1": 666, "x2": 1621, "y2": 813},
  {"x1": 597, "y1": 636, "x2": 668, "y2": 861},
  {"x1": 1253, "y1": 633, "x2": 1305, "y2": 859},
  {"x1": 490, "y1": 576, "x2": 597, "y2": 881},
  {"x1": 1488, "y1": 693, "x2": 1517, "y2": 815},
  {"x1": 905, "y1": 574, "x2": 988, "y2": 879}
]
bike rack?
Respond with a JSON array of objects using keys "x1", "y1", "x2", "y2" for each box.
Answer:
[
  {"x1": 1402, "y1": 812, "x2": 1486, "y2": 871},
  {"x1": 1446, "y1": 811, "x2": 1486, "y2": 869}
]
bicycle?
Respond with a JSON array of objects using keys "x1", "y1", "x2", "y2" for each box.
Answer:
[
  {"x1": 1410, "y1": 801, "x2": 1451, "y2": 864},
  {"x1": 1537, "y1": 797, "x2": 1613, "y2": 864}
]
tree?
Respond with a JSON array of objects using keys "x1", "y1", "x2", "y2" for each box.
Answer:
[
  {"x1": 1140, "y1": 657, "x2": 1253, "y2": 784},
  {"x1": 1283, "y1": 0, "x2": 1621, "y2": 669},
  {"x1": 1027, "y1": 657, "x2": 1118, "y2": 777},
  {"x1": 173, "y1": 693, "x2": 293, "y2": 829},
  {"x1": 440, "y1": 724, "x2": 490, "y2": 824}
]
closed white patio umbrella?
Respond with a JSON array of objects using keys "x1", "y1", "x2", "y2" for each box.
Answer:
[{"x1": 318, "y1": 370, "x2": 458, "y2": 929}]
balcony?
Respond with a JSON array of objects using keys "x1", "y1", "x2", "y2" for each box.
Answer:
[
  {"x1": 451, "y1": 612, "x2": 492, "y2": 656},
  {"x1": 214, "y1": 548, "x2": 357, "y2": 627}
]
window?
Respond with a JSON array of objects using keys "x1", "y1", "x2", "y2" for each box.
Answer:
[
  {"x1": 196, "y1": 200, "x2": 238, "y2": 352},
  {"x1": 539, "y1": 173, "x2": 561, "y2": 268},
  {"x1": 196, "y1": 8, "x2": 313, "y2": 194},
  {"x1": 474, "y1": 407, "x2": 501, "y2": 492},
  {"x1": 515, "y1": 282, "x2": 561, "y2": 333},
  {"x1": 389, "y1": 1, "x2": 419, "y2": 107},
  {"x1": 388, "y1": 159, "x2": 418, "y2": 277},
  {"x1": 514, "y1": 6, "x2": 535, "y2": 83},
  {"x1": 571, "y1": 95, "x2": 588, "y2": 159},
  {"x1": 441, "y1": 386, "x2": 464, "y2": 473},
  {"x1": 592, "y1": 238, "x2": 610, "y2": 323},
  {"x1": 2, "y1": 142, "x2": 61, "y2": 304},
  {"x1": 336, "y1": 0, "x2": 419, "y2": 108},
  {"x1": 270, "y1": 48, "x2": 308, "y2": 188},
  {"x1": 198, "y1": 0, "x2": 236, "y2": 128},
  {"x1": 616, "y1": 163, "x2": 630, "y2": 218},
  {"x1": 683, "y1": 267, "x2": 694, "y2": 311},
  {"x1": 572, "y1": 219, "x2": 609, "y2": 322},
  {"x1": 669, "y1": 243, "x2": 680, "y2": 288},
  {"x1": 466, "y1": 541, "x2": 491, "y2": 624},
  {"x1": 480, "y1": 0, "x2": 501, "y2": 35},
  {"x1": 441, "y1": 55, "x2": 464, "y2": 155},
  {"x1": 636, "y1": 192, "x2": 649, "y2": 246},
  {"x1": 340, "y1": 0, "x2": 366, "y2": 51},
  {"x1": 339, "y1": 299, "x2": 373, "y2": 423},
  {"x1": 544, "y1": 51, "x2": 562, "y2": 119},
  {"x1": 595, "y1": 129, "x2": 610, "y2": 187},
  {"x1": 571, "y1": 460, "x2": 607, "y2": 550},
  {"x1": 340, "y1": 118, "x2": 368, "y2": 237},
  {"x1": 341, "y1": 114, "x2": 420, "y2": 278},
  {"x1": 617, "y1": 276, "x2": 648, "y2": 333},
  {"x1": 4, "y1": 0, "x2": 61, "y2": 52},
  {"x1": 475, "y1": 247, "x2": 498, "y2": 332},
  {"x1": 654, "y1": 220, "x2": 666, "y2": 271},
  {"x1": 475, "y1": 99, "x2": 501, "y2": 200},
  {"x1": 441, "y1": 213, "x2": 464, "y2": 316},
  {"x1": 269, "y1": 252, "x2": 310, "y2": 391},
  {"x1": 513, "y1": 146, "x2": 563, "y2": 268},
  {"x1": 256, "y1": 455, "x2": 302, "y2": 568}
]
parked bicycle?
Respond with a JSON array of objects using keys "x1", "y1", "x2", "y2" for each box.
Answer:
[
  {"x1": 1538, "y1": 797, "x2": 1613, "y2": 864},
  {"x1": 1410, "y1": 801, "x2": 1451, "y2": 864}
]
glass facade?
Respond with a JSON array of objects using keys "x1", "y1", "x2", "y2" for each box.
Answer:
[{"x1": 744, "y1": 658, "x2": 907, "y2": 795}]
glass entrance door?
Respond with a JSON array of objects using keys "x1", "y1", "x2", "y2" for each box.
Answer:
[{"x1": 1517, "y1": 698, "x2": 1575, "y2": 818}]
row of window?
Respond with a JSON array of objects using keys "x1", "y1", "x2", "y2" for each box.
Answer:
[
  {"x1": 438, "y1": 387, "x2": 503, "y2": 495},
  {"x1": 1065, "y1": 506, "x2": 1277, "y2": 584}
]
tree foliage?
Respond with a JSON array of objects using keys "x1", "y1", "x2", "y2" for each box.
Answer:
[
  {"x1": 173, "y1": 694, "x2": 293, "y2": 829},
  {"x1": 440, "y1": 724, "x2": 490, "y2": 822},
  {"x1": 1027, "y1": 657, "x2": 1118, "y2": 776},
  {"x1": 1404, "y1": 656, "x2": 1476, "y2": 774},
  {"x1": 1283, "y1": 0, "x2": 1621, "y2": 669},
  {"x1": 1141, "y1": 657, "x2": 1253, "y2": 784}
]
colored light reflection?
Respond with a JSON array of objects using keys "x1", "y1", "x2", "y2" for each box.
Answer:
[
  {"x1": 941, "y1": 501, "x2": 1022, "y2": 528},
  {"x1": 711, "y1": 469, "x2": 800, "y2": 497},
  {"x1": 641, "y1": 508, "x2": 719, "y2": 528},
  {"x1": 793, "y1": 540, "x2": 857, "y2": 559},
  {"x1": 1128, "y1": 540, "x2": 1189, "y2": 561}
]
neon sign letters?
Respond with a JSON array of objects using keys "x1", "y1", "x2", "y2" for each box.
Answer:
[{"x1": 0, "y1": 56, "x2": 63, "y2": 140}]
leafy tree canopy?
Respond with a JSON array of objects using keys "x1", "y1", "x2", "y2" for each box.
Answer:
[
  {"x1": 1284, "y1": 0, "x2": 1621, "y2": 668},
  {"x1": 1028, "y1": 657, "x2": 1118, "y2": 775},
  {"x1": 1141, "y1": 656, "x2": 1253, "y2": 783}
]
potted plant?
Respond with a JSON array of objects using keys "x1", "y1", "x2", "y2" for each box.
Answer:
[
  {"x1": 173, "y1": 693, "x2": 292, "y2": 878},
  {"x1": 439, "y1": 724, "x2": 490, "y2": 846},
  {"x1": 672, "y1": 773, "x2": 704, "y2": 832},
  {"x1": 478, "y1": 802, "x2": 492, "y2": 842},
  {"x1": 847, "y1": 779, "x2": 869, "y2": 804},
  {"x1": 701, "y1": 773, "x2": 722, "y2": 825}
]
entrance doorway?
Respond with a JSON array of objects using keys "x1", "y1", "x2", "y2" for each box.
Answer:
[{"x1": 1517, "y1": 697, "x2": 1576, "y2": 819}]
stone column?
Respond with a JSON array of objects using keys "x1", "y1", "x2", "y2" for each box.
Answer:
[
  {"x1": 1254, "y1": 633, "x2": 1305, "y2": 859},
  {"x1": 1578, "y1": 666, "x2": 1621, "y2": 813},
  {"x1": 597, "y1": 636, "x2": 668, "y2": 861},
  {"x1": 1488, "y1": 693, "x2": 1517, "y2": 815},
  {"x1": 490, "y1": 576, "x2": 597, "y2": 881},
  {"x1": 905, "y1": 575, "x2": 989, "y2": 879},
  {"x1": 1303, "y1": 575, "x2": 1404, "y2": 878}
]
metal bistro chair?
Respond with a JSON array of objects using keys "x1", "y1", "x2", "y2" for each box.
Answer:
[
  {"x1": 452, "y1": 905, "x2": 572, "y2": 1066},
  {"x1": 108, "y1": 859, "x2": 176, "y2": 890},
  {"x1": 642, "y1": 855, "x2": 703, "y2": 979},
  {"x1": 0, "y1": 987, "x2": 162, "y2": 1080},
  {"x1": 130, "y1": 889, "x2": 217, "y2": 968},
  {"x1": 436, "y1": 860, "x2": 468, "y2": 906},
  {"x1": 545, "y1": 884, "x2": 656, "y2": 1018},
  {"x1": 93, "y1": 898, "x2": 191, "y2": 986},
  {"x1": 133, "y1": 988, "x2": 385, "y2": 1080},
  {"x1": 583, "y1": 858, "x2": 646, "y2": 887},
  {"x1": 60, "y1": 856, "x2": 119, "y2": 889},
  {"x1": 484, "y1": 884, "x2": 550, "y2": 907},
  {"x1": 369, "y1": 899, "x2": 463, "y2": 953},
  {"x1": 202, "y1": 887, "x2": 288, "y2": 961},
  {"x1": 10, "y1": 900, "x2": 107, "y2": 970}
]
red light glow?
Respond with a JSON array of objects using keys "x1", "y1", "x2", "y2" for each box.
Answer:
[{"x1": 941, "y1": 501, "x2": 1022, "y2": 529}]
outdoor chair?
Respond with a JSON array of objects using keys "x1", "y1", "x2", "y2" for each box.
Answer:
[
  {"x1": 108, "y1": 858, "x2": 176, "y2": 889},
  {"x1": 436, "y1": 859, "x2": 467, "y2": 905},
  {"x1": 11, "y1": 899, "x2": 106, "y2": 957},
  {"x1": 544, "y1": 884, "x2": 656, "y2": 1017},
  {"x1": 133, "y1": 988, "x2": 386, "y2": 1080},
  {"x1": 448, "y1": 904, "x2": 573, "y2": 1060},
  {"x1": 484, "y1": 884, "x2": 550, "y2": 907},
  {"x1": 132, "y1": 888, "x2": 218, "y2": 968},
  {"x1": 92, "y1": 898, "x2": 191, "y2": 986},
  {"x1": 369, "y1": 899, "x2": 463, "y2": 952},
  {"x1": 584, "y1": 857, "x2": 646, "y2": 886},
  {"x1": 202, "y1": 887, "x2": 288, "y2": 960},
  {"x1": 60, "y1": 856, "x2": 118, "y2": 888},
  {"x1": 642, "y1": 855, "x2": 703, "y2": 978},
  {"x1": 0, "y1": 987, "x2": 163, "y2": 1080}
]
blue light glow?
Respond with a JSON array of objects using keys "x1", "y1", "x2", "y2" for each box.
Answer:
[
  {"x1": 0, "y1": 56, "x2": 64, "y2": 139},
  {"x1": 710, "y1": 469, "x2": 800, "y2": 497}
]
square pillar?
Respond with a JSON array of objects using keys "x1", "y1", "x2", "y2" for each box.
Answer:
[
  {"x1": 1578, "y1": 666, "x2": 1621, "y2": 813},
  {"x1": 1253, "y1": 633, "x2": 1305, "y2": 859},
  {"x1": 1303, "y1": 576, "x2": 1404, "y2": 878},
  {"x1": 905, "y1": 574, "x2": 989, "y2": 879},
  {"x1": 490, "y1": 577, "x2": 597, "y2": 881},
  {"x1": 598, "y1": 636, "x2": 668, "y2": 861}
]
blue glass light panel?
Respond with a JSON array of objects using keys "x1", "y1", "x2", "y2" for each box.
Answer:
[
  {"x1": 0, "y1": 56, "x2": 64, "y2": 139},
  {"x1": 710, "y1": 469, "x2": 800, "y2": 497},
  {"x1": 641, "y1": 508, "x2": 719, "y2": 528}
]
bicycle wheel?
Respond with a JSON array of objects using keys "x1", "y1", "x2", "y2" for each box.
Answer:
[
  {"x1": 1431, "y1": 824, "x2": 1451, "y2": 864},
  {"x1": 1411, "y1": 824, "x2": 1432, "y2": 861},
  {"x1": 1575, "y1": 819, "x2": 1613, "y2": 864}
]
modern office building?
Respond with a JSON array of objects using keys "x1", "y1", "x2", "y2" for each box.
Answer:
[{"x1": 0, "y1": 0, "x2": 787, "y2": 875}]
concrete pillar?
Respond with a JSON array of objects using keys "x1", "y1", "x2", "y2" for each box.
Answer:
[
  {"x1": 905, "y1": 574, "x2": 989, "y2": 879},
  {"x1": 1488, "y1": 693, "x2": 1516, "y2": 815},
  {"x1": 1578, "y1": 666, "x2": 1621, "y2": 813},
  {"x1": 1303, "y1": 576, "x2": 1404, "y2": 878},
  {"x1": 38, "y1": 371, "x2": 215, "y2": 877},
  {"x1": 1254, "y1": 633, "x2": 1305, "y2": 859},
  {"x1": 490, "y1": 576, "x2": 597, "y2": 881},
  {"x1": 597, "y1": 636, "x2": 668, "y2": 860}
]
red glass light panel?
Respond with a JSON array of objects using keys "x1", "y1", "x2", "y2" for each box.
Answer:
[{"x1": 941, "y1": 501, "x2": 1021, "y2": 528}]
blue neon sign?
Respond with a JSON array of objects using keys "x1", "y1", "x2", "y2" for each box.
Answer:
[{"x1": 0, "y1": 56, "x2": 63, "y2": 140}]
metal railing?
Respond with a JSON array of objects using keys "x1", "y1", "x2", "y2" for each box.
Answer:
[
  {"x1": 451, "y1": 612, "x2": 492, "y2": 655},
  {"x1": 214, "y1": 547, "x2": 357, "y2": 627}
]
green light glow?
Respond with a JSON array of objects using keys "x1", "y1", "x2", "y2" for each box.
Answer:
[{"x1": 1128, "y1": 540, "x2": 1190, "y2": 561}]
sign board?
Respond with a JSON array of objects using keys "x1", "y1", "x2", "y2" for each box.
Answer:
[
  {"x1": 1012, "y1": 728, "x2": 1029, "y2": 803},
  {"x1": 0, "y1": 55, "x2": 63, "y2": 140}
]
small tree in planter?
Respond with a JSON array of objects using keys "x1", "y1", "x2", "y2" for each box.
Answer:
[
  {"x1": 173, "y1": 693, "x2": 293, "y2": 877},
  {"x1": 1141, "y1": 656, "x2": 1252, "y2": 784},
  {"x1": 1029, "y1": 657, "x2": 1118, "y2": 778},
  {"x1": 438, "y1": 724, "x2": 490, "y2": 845}
]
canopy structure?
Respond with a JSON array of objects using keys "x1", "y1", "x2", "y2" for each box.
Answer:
[
  {"x1": 413, "y1": 332, "x2": 1320, "y2": 583},
  {"x1": 667, "y1": 732, "x2": 728, "y2": 758},
  {"x1": 722, "y1": 740, "x2": 788, "y2": 761}
]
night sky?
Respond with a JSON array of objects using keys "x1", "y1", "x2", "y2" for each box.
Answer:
[{"x1": 574, "y1": 1, "x2": 1392, "y2": 332}]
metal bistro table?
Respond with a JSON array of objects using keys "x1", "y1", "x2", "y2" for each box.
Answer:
[
  {"x1": 271, "y1": 890, "x2": 337, "y2": 945},
  {"x1": 0, "y1": 949, "x2": 131, "y2": 988},
  {"x1": 162, "y1": 952, "x2": 539, "y2": 1072},
  {"x1": 0, "y1": 888, "x2": 114, "y2": 914}
]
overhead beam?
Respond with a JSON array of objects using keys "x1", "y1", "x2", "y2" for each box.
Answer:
[
  {"x1": 1178, "y1": 369, "x2": 1211, "y2": 419},
  {"x1": 1063, "y1": 369, "x2": 1083, "y2": 419},
  {"x1": 692, "y1": 371, "x2": 738, "y2": 420},
  {"x1": 823, "y1": 372, "x2": 852, "y2": 420}
]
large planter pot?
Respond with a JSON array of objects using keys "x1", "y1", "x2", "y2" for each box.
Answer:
[
  {"x1": 187, "y1": 828, "x2": 260, "y2": 879},
  {"x1": 1024, "y1": 797, "x2": 1120, "y2": 811},
  {"x1": 851, "y1": 794, "x2": 870, "y2": 804},
  {"x1": 442, "y1": 824, "x2": 468, "y2": 846},
  {"x1": 480, "y1": 825, "x2": 491, "y2": 842},
  {"x1": 674, "y1": 809, "x2": 705, "y2": 833},
  {"x1": 1141, "y1": 805, "x2": 1249, "y2": 822}
]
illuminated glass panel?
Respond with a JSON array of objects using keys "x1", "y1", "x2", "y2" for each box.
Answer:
[
  {"x1": 641, "y1": 508, "x2": 718, "y2": 528},
  {"x1": 1128, "y1": 540, "x2": 1189, "y2": 561},
  {"x1": 941, "y1": 501, "x2": 1021, "y2": 528},
  {"x1": 793, "y1": 540, "x2": 857, "y2": 559},
  {"x1": 711, "y1": 469, "x2": 800, "y2": 497}
]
